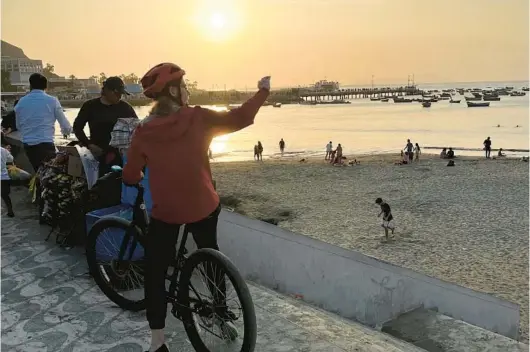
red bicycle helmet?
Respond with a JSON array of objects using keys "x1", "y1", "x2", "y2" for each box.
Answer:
[{"x1": 140, "y1": 63, "x2": 186, "y2": 99}]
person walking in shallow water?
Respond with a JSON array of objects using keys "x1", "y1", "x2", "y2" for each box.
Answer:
[
  {"x1": 325, "y1": 141, "x2": 333, "y2": 160},
  {"x1": 279, "y1": 138, "x2": 285, "y2": 156},
  {"x1": 483, "y1": 136, "x2": 492, "y2": 158},
  {"x1": 257, "y1": 141, "x2": 263, "y2": 161}
]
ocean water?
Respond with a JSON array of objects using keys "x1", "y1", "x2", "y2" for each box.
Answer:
[{"x1": 61, "y1": 80, "x2": 529, "y2": 161}]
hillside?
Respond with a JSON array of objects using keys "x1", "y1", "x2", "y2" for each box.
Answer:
[{"x1": 1, "y1": 40, "x2": 29, "y2": 58}]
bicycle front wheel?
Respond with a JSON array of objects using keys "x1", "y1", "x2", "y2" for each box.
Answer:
[
  {"x1": 86, "y1": 217, "x2": 147, "y2": 312},
  {"x1": 178, "y1": 249, "x2": 257, "y2": 352}
]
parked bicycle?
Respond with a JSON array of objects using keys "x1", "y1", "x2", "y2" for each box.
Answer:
[{"x1": 86, "y1": 166, "x2": 257, "y2": 352}]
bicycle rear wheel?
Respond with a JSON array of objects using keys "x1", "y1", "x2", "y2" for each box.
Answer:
[
  {"x1": 86, "y1": 217, "x2": 146, "y2": 311},
  {"x1": 178, "y1": 249, "x2": 256, "y2": 352}
]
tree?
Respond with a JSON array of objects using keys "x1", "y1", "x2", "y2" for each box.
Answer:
[
  {"x1": 68, "y1": 74, "x2": 76, "y2": 88},
  {"x1": 1, "y1": 70, "x2": 14, "y2": 91},
  {"x1": 185, "y1": 79, "x2": 198, "y2": 92},
  {"x1": 89, "y1": 75, "x2": 98, "y2": 85},
  {"x1": 124, "y1": 73, "x2": 139, "y2": 84},
  {"x1": 42, "y1": 63, "x2": 55, "y2": 78},
  {"x1": 99, "y1": 72, "x2": 107, "y2": 85}
]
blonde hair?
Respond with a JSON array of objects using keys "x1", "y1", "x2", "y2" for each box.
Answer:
[{"x1": 148, "y1": 96, "x2": 181, "y2": 116}]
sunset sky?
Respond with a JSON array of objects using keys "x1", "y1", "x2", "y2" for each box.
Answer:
[{"x1": 2, "y1": 0, "x2": 528, "y2": 88}]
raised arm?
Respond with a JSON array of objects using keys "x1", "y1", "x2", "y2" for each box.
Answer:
[
  {"x1": 54, "y1": 98, "x2": 72, "y2": 136},
  {"x1": 73, "y1": 102, "x2": 91, "y2": 146},
  {"x1": 122, "y1": 129, "x2": 146, "y2": 185},
  {"x1": 201, "y1": 88, "x2": 269, "y2": 137}
]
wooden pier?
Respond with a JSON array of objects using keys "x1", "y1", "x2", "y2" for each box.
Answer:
[{"x1": 298, "y1": 86, "x2": 422, "y2": 101}]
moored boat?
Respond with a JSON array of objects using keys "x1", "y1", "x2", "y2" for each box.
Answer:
[
  {"x1": 465, "y1": 96, "x2": 482, "y2": 101},
  {"x1": 467, "y1": 101, "x2": 490, "y2": 107},
  {"x1": 449, "y1": 99, "x2": 461, "y2": 103},
  {"x1": 483, "y1": 96, "x2": 501, "y2": 101},
  {"x1": 422, "y1": 101, "x2": 431, "y2": 108},
  {"x1": 380, "y1": 98, "x2": 389, "y2": 102},
  {"x1": 273, "y1": 102, "x2": 282, "y2": 108}
]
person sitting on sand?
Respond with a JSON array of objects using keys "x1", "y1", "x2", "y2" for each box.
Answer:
[
  {"x1": 447, "y1": 147, "x2": 455, "y2": 159},
  {"x1": 498, "y1": 148, "x2": 506, "y2": 157},
  {"x1": 440, "y1": 148, "x2": 447, "y2": 159},
  {"x1": 325, "y1": 141, "x2": 333, "y2": 160},
  {"x1": 375, "y1": 197, "x2": 394, "y2": 240},
  {"x1": 329, "y1": 150, "x2": 336, "y2": 164}
]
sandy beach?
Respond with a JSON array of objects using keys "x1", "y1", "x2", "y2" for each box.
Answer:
[{"x1": 211, "y1": 153, "x2": 529, "y2": 341}]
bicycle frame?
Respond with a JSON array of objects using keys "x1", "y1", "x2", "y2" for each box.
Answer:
[{"x1": 113, "y1": 174, "x2": 208, "y2": 320}]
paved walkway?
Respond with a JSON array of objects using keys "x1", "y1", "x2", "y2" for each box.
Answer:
[{"x1": 1, "y1": 189, "x2": 423, "y2": 351}]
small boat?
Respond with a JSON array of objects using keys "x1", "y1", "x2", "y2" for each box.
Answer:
[
  {"x1": 393, "y1": 97, "x2": 413, "y2": 103},
  {"x1": 465, "y1": 96, "x2": 482, "y2": 101},
  {"x1": 300, "y1": 101, "x2": 317, "y2": 105},
  {"x1": 523, "y1": 87, "x2": 529, "y2": 92},
  {"x1": 510, "y1": 91, "x2": 526, "y2": 97},
  {"x1": 483, "y1": 96, "x2": 501, "y2": 101},
  {"x1": 380, "y1": 98, "x2": 389, "y2": 102},
  {"x1": 422, "y1": 102, "x2": 431, "y2": 108},
  {"x1": 467, "y1": 101, "x2": 490, "y2": 107},
  {"x1": 370, "y1": 97, "x2": 381, "y2": 101},
  {"x1": 273, "y1": 102, "x2": 282, "y2": 108},
  {"x1": 449, "y1": 99, "x2": 461, "y2": 103}
]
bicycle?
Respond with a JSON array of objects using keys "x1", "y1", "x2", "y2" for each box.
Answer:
[{"x1": 85, "y1": 166, "x2": 257, "y2": 352}]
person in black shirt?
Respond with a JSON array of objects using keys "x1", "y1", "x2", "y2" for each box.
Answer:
[
  {"x1": 73, "y1": 77, "x2": 138, "y2": 176},
  {"x1": 483, "y1": 136, "x2": 492, "y2": 158},
  {"x1": 376, "y1": 197, "x2": 395, "y2": 240},
  {"x1": 1, "y1": 99, "x2": 18, "y2": 134}
]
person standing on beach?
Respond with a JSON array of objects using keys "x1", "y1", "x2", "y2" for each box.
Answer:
[
  {"x1": 414, "y1": 143, "x2": 421, "y2": 161},
  {"x1": 375, "y1": 197, "x2": 394, "y2": 240},
  {"x1": 333, "y1": 143, "x2": 343, "y2": 164},
  {"x1": 404, "y1": 139, "x2": 414, "y2": 163},
  {"x1": 257, "y1": 141, "x2": 263, "y2": 160},
  {"x1": 253, "y1": 144, "x2": 259, "y2": 160},
  {"x1": 483, "y1": 136, "x2": 492, "y2": 158},
  {"x1": 15, "y1": 73, "x2": 72, "y2": 172},
  {"x1": 279, "y1": 138, "x2": 285, "y2": 156},
  {"x1": 325, "y1": 141, "x2": 333, "y2": 160}
]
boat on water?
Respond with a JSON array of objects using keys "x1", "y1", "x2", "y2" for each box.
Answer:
[
  {"x1": 299, "y1": 100, "x2": 318, "y2": 105},
  {"x1": 483, "y1": 96, "x2": 501, "y2": 101},
  {"x1": 273, "y1": 102, "x2": 282, "y2": 108},
  {"x1": 523, "y1": 87, "x2": 529, "y2": 92},
  {"x1": 309, "y1": 79, "x2": 340, "y2": 92},
  {"x1": 449, "y1": 99, "x2": 461, "y2": 103},
  {"x1": 370, "y1": 97, "x2": 381, "y2": 101},
  {"x1": 393, "y1": 97, "x2": 413, "y2": 103},
  {"x1": 510, "y1": 91, "x2": 526, "y2": 97},
  {"x1": 467, "y1": 101, "x2": 490, "y2": 107},
  {"x1": 380, "y1": 98, "x2": 389, "y2": 102},
  {"x1": 422, "y1": 102, "x2": 431, "y2": 108},
  {"x1": 465, "y1": 96, "x2": 482, "y2": 101}
]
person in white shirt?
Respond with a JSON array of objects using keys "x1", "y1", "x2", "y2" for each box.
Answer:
[
  {"x1": 325, "y1": 141, "x2": 333, "y2": 160},
  {"x1": 1, "y1": 146, "x2": 14, "y2": 217}
]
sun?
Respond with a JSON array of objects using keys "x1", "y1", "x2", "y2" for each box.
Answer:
[{"x1": 210, "y1": 13, "x2": 226, "y2": 30}]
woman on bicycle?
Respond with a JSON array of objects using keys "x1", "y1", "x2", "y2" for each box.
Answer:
[{"x1": 122, "y1": 62, "x2": 270, "y2": 352}]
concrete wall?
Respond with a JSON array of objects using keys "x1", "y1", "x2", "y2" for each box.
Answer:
[{"x1": 185, "y1": 210, "x2": 520, "y2": 339}]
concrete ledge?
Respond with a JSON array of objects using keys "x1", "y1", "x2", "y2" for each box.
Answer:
[{"x1": 187, "y1": 210, "x2": 520, "y2": 340}]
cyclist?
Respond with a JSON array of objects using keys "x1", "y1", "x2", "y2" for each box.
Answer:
[{"x1": 122, "y1": 62, "x2": 270, "y2": 352}]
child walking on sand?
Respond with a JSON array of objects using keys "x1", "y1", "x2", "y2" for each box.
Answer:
[
  {"x1": 1, "y1": 145, "x2": 14, "y2": 217},
  {"x1": 375, "y1": 198, "x2": 394, "y2": 240}
]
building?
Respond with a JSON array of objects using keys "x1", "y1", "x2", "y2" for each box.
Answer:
[
  {"x1": 48, "y1": 77, "x2": 98, "y2": 89},
  {"x1": 1, "y1": 56, "x2": 43, "y2": 89}
]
